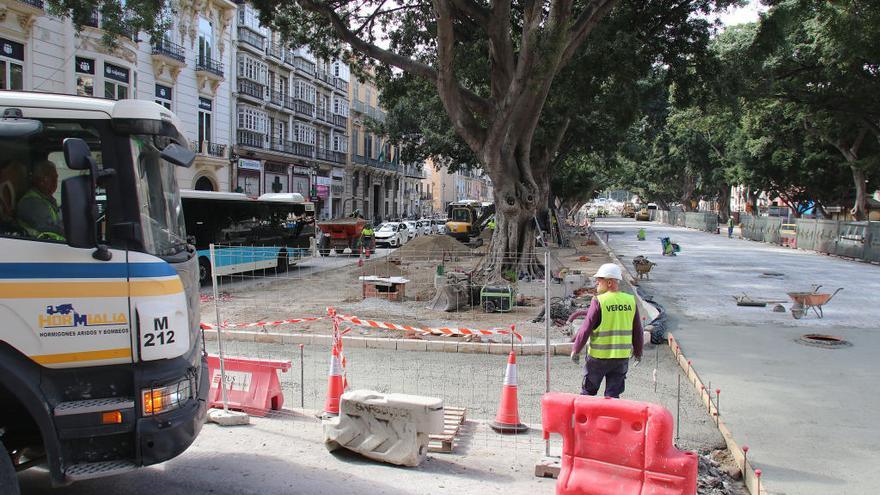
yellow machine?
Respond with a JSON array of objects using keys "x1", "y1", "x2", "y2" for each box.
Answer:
[{"x1": 445, "y1": 200, "x2": 494, "y2": 243}]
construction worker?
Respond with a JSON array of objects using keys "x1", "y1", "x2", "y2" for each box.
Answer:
[
  {"x1": 727, "y1": 216, "x2": 735, "y2": 238},
  {"x1": 569, "y1": 263, "x2": 643, "y2": 398},
  {"x1": 487, "y1": 216, "x2": 496, "y2": 231},
  {"x1": 361, "y1": 223, "x2": 375, "y2": 250},
  {"x1": 17, "y1": 160, "x2": 64, "y2": 241},
  {"x1": 637, "y1": 228, "x2": 646, "y2": 241}
]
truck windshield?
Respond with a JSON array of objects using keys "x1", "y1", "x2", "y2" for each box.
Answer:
[{"x1": 132, "y1": 135, "x2": 187, "y2": 256}]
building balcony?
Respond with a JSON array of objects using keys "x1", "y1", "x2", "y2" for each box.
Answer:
[
  {"x1": 196, "y1": 56, "x2": 224, "y2": 78},
  {"x1": 192, "y1": 141, "x2": 228, "y2": 159},
  {"x1": 315, "y1": 70, "x2": 334, "y2": 87},
  {"x1": 266, "y1": 43, "x2": 284, "y2": 61},
  {"x1": 238, "y1": 79, "x2": 265, "y2": 101},
  {"x1": 351, "y1": 100, "x2": 365, "y2": 114},
  {"x1": 293, "y1": 56, "x2": 316, "y2": 76},
  {"x1": 238, "y1": 27, "x2": 265, "y2": 52},
  {"x1": 268, "y1": 89, "x2": 285, "y2": 107},
  {"x1": 316, "y1": 149, "x2": 346, "y2": 165},
  {"x1": 335, "y1": 78, "x2": 348, "y2": 93},
  {"x1": 288, "y1": 141, "x2": 314, "y2": 159},
  {"x1": 293, "y1": 99, "x2": 314, "y2": 119},
  {"x1": 151, "y1": 39, "x2": 186, "y2": 63},
  {"x1": 332, "y1": 114, "x2": 348, "y2": 129},
  {"x1": 238, "y1": 129, "x2": 265, "y2": 149},
  {"x1": 420, "y1": 193, "x2": 433, "y2": 201},
  {"x1": 315, "y1": 108, "x2": 334, "y2": 124},
  {"x1": 353, "y1": 154, "x2": 367, "y2": 165}
]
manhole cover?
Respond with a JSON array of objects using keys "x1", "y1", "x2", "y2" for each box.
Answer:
[
  {"x1": 760, "y1": 272, "x2": 785, "y2": 278},
  {"x1": 797, "y1": 334, "x2": 851, "y2": 349}
]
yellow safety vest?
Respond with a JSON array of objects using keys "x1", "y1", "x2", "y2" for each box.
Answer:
[{"x1": 588, "y1": 291, "x2": 636, "y2": 359}]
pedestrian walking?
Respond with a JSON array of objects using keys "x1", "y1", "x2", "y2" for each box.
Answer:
[
  {"x1": 569, "y1": 263, "x2": 643, "y2": 398},
  {"x1": 727, "y1": 216, "x2": 734, "y2": 238}
]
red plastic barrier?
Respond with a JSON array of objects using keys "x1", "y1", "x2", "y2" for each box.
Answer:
[
  {"x1": 207, "y1": 354, "x2": 291, "y2": 417},
  {"x1": 542, "y1": 393, "x2": 697, "y2": 495}
]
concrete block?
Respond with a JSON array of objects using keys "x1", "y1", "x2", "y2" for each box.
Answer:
[
  {"x1": 521, "y1": 344, "x2": 546, "y2": 356},
  {"x1": 397, "y1": 339, "x2": 428, "y2": 352},
  {"x1": 323, "y1": 390, "x2": 443, "y2": 467},
  {"x1": 425, "y1": 340, "x2": 458, "y2": 353},
  {"x1": 342, "y1": 336, "x2": 367, "y2": 348},
  {"x1": 489, "y1": 343, "x2": 517, "y2": 355},
  {"x1": 207, "y1": 408, "x2": 250, "y2": 426},
  {"x1": 312, "y1": 335, "x2": 333, "y2": 347},
  {"x1": 457, "y1": 342, "x2": 489, "y2": 354},
  {"x1": 553, "y1": 343, "x2": 573, "y2": 355},
  {"x1": 282, "y1": 334, "x2": 312, "y2": 345},
  {"x1": 255, "y1": 332, "x2": 283, "y2": 344},
  {"x1": 365, "y1": 337, "x2": 397, "y2": 350}
]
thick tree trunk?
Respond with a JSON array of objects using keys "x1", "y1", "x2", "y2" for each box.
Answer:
[
  {"x1": 717, "y1": 184, "x2": 731, "y2": 222},
  {"x1": 850, "y1": 166, "x2": 867, "y2": 221}
]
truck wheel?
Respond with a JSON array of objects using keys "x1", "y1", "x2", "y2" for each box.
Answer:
[
  {"x1": 0, "y1": 439, "x2": 20, "y2": 495},
  {"x1": 319, "y1": 237, "x2": 331, "y2": 257},
  {"x1": 198, "y1": 257, "x2": 212, "y2": 286},
  {"x1": 276, "y1": 250, "x2": 289, "y2": 273}
]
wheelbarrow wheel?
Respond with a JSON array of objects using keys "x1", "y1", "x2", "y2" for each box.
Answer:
[{"x1": 791, "y1": 303, "x2": 805, "y2": 319}]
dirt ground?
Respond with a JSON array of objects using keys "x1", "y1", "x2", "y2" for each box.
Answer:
[{"x1": 202, "y1": 232, "x2": 615, "y2": 344}]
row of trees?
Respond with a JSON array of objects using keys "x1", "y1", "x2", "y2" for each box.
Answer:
[
  {"x1": 53, "y1": 0, "x2": 878, "y2": 278},
  {"x1": 564, "y1": 0, "x2": 879, "y2": 221}
]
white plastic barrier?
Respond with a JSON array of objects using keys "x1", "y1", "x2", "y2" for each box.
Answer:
[{"x1": 323, "y1": 390, "x2": 444, "y2": 466}]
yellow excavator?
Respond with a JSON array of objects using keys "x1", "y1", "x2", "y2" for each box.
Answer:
[{"x1": 445, "y1": 200, "x2": 495, "y2": 243}]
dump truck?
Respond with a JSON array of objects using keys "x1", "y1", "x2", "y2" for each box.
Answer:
[{"x1": 0, "y1": 93, "x2": 207, "y2": 493}]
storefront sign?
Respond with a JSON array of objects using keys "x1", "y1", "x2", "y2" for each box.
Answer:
[
  {"x1": 104, "y1": 62, "x2": 130, "y2": 83},
  {"x1": 155, "y1": 84, "x2": 172, "y2": 100},
  {"x1": 199, "y1": 97, "x2": 213, "y2": 112},
  {"x1": 315, "y1": 176, "x2": 331, "y2": 186},
  {"x1": 316, "y1": 185, "x2": 330, "y2": 199},
  {"x1": 75, "y1": 57, "x2": 95, "y2": 74},
  {"x1": 331, "y1": 167, "x2": 345, "y2": 178},
  {"x1": 292, "y1": 166, "x2": 312, "y2": 176},
  {"x1": 0, "y1": 38, "x2": 25, "y2": 61},
  {"x1": 238, "y1": 158, "x2": 262, "y2": 171}
]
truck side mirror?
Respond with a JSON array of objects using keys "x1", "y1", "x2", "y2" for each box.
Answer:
[{"x1": 61, "y1": 175, "x2": 96, "y2": 249}]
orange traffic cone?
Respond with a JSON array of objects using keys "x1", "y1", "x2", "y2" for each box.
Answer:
[
  {"x1": 490, "y1": 351, "x2": 528, "y2": 433},
  {"x1": 323, "y1": 344, "x2": 345, "y2": 416}
]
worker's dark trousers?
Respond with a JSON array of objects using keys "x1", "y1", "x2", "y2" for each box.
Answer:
[{"x1": 581, "y1": 356, "x2": 629, "y2": 398}]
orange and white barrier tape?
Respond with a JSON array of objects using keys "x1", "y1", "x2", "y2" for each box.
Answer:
[
  {"x1": 200, "y1": 317, "x2": 323, "y2": 330},
  {"x1": 336, "y1": 314, "x2": 523, "y2": 341}
]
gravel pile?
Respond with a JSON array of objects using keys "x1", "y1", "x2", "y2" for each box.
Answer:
[
  {"x1": 698, "y1": 451, "x2": 748, "y2": 495},
  {"x1": 397, "y1": 234, "x2": 471, "y2": 258}
]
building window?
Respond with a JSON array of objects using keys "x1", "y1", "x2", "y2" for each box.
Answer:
[
  {"x1": 237, "y1": 54, "x2": 268, "y2": 84},
  {"x1": 293, "y1": 79, "x2": 316, "y2": 103},
  {"x1": 155, "y1": 84, "x2": 173, "y2": 110},
  {"x1": 293, "y1": 123, "x2": 316, "y2": 145},
  {"x1": 332, "y1": 134, "x2": 347, "y2": 153},
  {"x1": 365, "y1": 86, "x2": 372, "y2": 105},
  {"x1": 332, "y1": 96, "x2": 349, "y2": 116},
  {"x1": 103, "y1": 62, "x2": 130, "y2": 100},
  {"x1": 0, "y1": 38, "x2": 25, "y2": 90},
  {"x1": 364, "y1": 133, "x2": 372, "y2": 158},
  {"x1": 198, "y1": 17, "x2": 213, "y2": 65},
  {"x1": 198, "y1": 97, "x2": 212, "y2": 152},
  {"x1": 237, "y1": 105, "x2": 269, "y2": 133},
  {"x1": 75, "y1": 57, "x2": 96, "y2": 96},
  {"x1": 351, "y1": 128, "x2": 359, "y2": 155},
  {"x1": 239, "y1": 5, "x2": 263, "y2": 32}
]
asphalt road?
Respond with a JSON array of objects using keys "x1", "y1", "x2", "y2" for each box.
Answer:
[{"x1": 598, "y1": 217, "x2": 880, "y2": 495}]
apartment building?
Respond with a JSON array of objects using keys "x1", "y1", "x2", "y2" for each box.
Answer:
[
  {"x1": 1, "y1": 0, "x2": 237, "y2": 191},
  {"x1": 427, "y1": 158, "x2": 494, "y2": 213},
  {"x1": 232, "y1": 2, "x2": 349, "y2": 219}
]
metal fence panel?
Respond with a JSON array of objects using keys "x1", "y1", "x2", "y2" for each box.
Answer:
[
  {"x1": 764, "y1": 217, "x2": 783, "y2": 245},
  {"x1": 866, "y1": 222, "x2": 880, "y2": 263},
  {"x1": 834, "y1": 222, "x2": 868, "y2": 259},
  {"x1": 796, "y1": 219, "x2": 817, "y2": 251},
  {"x1": 815, "y1": 220, "x2": 840, "y2": 254}
]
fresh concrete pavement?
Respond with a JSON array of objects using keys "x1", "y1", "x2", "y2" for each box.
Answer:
[{"x1": 596, "y1": 217, "x2": 880, "y2": 495}]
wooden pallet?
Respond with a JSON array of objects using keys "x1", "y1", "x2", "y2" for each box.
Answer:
[{"x1": 428, "y1": 406, "x2": 467, "y2": 453}]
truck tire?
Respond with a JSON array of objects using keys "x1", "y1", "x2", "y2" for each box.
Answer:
[
  {"x1": 276, "y1": 250, "x2": 289, "y2": 273},
  {"x1": 319, "y1": 236, "x2": 331, "y2": 257},
  {"x1": 198, "y1": 257, "x2": 212, "y2": 286},
  {"x1": 0, "y1": 439, "x2": 20, "y2": 495}
]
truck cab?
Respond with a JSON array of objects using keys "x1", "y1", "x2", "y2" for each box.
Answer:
[{"x1": 0, "y1": 92, "x2": 207, "y2": 492}]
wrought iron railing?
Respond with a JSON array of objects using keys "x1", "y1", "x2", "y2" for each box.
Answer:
[
  {"x1": 197, "y1": 56, "x2": 224, "y2": 77},
  {"x1": 288, "y1": 141, "x2": 314, "y2": 159},
  {"x1": 151, "y1": 39, "x2": 186, "y2": 63},
  {"x1": 238, "y1": 27, "x2": 265, "y2": 51},
  {"x1": 207, "y1": 142, "x2": 226, "y2": 158},
  {"x1": 316, "y1": 149, "x2": 345, "y2": 164},
  {"x1": 269, "y1": 90, "x2": 285, "y2": 107},
  {"x1": 293, "y1": 57, "x2": 316, "y2": 76},
  {"x1": 238, "y1": 79, "x2": 265, "y2": 100},
  {"x1": 237, "y1": 130, "x2": 265, "y2": 149},
  {"x1": 266, "y1": 43, "x2": 284, "y2": 60},
  {"x1": 332, "y1": 114, "x2": 348, "y2": 128},
  {"x1": 335, "y1": 78, "x2": 348, "y2": 93}
]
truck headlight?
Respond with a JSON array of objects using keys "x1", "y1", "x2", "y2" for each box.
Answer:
[{"x1": 142, "y1": 378, "x2": 192, "y2": 416}]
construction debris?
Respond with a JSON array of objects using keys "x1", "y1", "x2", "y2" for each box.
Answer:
[
  {"x1": 398, "y1": 234, "x2": 471, "y2": 258},
  {"x1": 697, "y1": 451, "x2": 748, "y2": 495}
]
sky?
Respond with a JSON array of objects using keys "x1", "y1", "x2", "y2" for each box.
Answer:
[{"x1": 716, "y1": 1, "x2": 769, "y2": 27}]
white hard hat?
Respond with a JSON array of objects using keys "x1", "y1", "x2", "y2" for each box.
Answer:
[{"x1": 593, "y1": 263, "x2": 622, "y2": 280}]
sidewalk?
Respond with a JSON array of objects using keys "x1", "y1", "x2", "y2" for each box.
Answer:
[{"x1": 598, "y1": 217, "x2": 880, "y2": 495}]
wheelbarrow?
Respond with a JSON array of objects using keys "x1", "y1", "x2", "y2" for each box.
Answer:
[
  {"x1": 786, "y1": 286, "x2": 843, "y2": 319},
  {"x1": 632, "y1": 255, "x2": 656, "y2": 280}
]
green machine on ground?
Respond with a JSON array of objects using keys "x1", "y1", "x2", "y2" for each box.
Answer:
[{"x1": 480, "y1": 285, "x2": 515, "y2": 313}]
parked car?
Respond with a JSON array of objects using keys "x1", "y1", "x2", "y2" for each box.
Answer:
[
  {"x1": 417, "y1": 219, "x2": 433, "y2": 235},
  {"x1": 374, "y1": 222, "x2": 409, "y2": 248},
  {"x1": 404, "y1": 220, "x2": 418, "y2": 240},
  {"x1": 433, "y1": 218, "x2": 447, "y2": 234}
]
